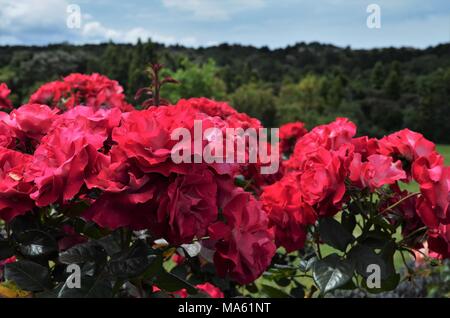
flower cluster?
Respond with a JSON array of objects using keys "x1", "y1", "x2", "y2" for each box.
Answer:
[
  {"x1": 0, "y1": 83, "x2": 13, "y2": 110},
  {"x1": 262, "y1": 119, "x2": 450, "y2": 259},
  {"x1": 0, "y1": 79, "x2": 275, "y2": 286},
  {"x1": 29, "y1": 73, "x2": 134, "y2": 112},
  {"x1": 1, "y1": 71, "x2": 449, "y2": 298}
]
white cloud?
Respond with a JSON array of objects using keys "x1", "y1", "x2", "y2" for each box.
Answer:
[
  {"x1": 0, "y1": 0, "x2": 189, "y2": 46},
  {"x1": 80, "y1": 22, "x2": 193, "y2": 46},
  {"x1": 162, "y1": 0, "x2": 267, "y2": 20},
  {"x1": 0, "y1": 0, "x2": 68, "y2": 30}
]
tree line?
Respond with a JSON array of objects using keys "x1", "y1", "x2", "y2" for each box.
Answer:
[{"x1": 1, "y1": 40, "x2": 449, "y2": 143}]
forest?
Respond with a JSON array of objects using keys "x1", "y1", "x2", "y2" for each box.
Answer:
[{"x1": 1, "y1": 40, "x2": 449, "y2": 143}]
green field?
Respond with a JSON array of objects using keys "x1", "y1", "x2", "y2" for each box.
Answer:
[{"x1": 438, "y1": 145, "x2": 450, "y2": 165}]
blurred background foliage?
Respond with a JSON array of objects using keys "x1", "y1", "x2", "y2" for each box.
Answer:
[{"x1": 1, "y1": 40, "x2": 450, "y2": 142}]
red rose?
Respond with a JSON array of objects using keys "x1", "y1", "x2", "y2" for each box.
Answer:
[
  {"x1": 349, "y1": 153, "x2": 406, "y2": 191},
  {"x1": 379, "y1": 129, "x2": 435, "y2": 162},
  {"x1": 413, "y1": 155, "x2": 449, "y2": 226},
  {"x1": 111, "y1": 109, "x2": 173, "y2": 171},
  {"x1": 297, "y1": 147, "x2": 348, "y2": 216},
  {"x1": 154, "y1": 282, "x2": 224, "y2": 298},
  {"x1": 262, "y1": 172, "x2": 316, "y2": 252},
  {"x1": 155, "y1": 168, "x2": 218, "y2": 245},
  {"x1": 29, "y1": 74, "x2": 133, "y2": 112},
  {"x1": 0, "y1": 121, "x2": 15, "y2": 149},
  {"x1": 351, "y1": 136, "x2": 379, "y2": 161},
  {"x1": 279, "y1": 122, "x2": 307, "y2": 155},
  {"x1": 285, "y1": 118, "x2": 356, "y2": 171},
  {"x1": 29, "y1": 81, "x2": 72, "y2": 109},
  {"x1": 209, "y1": 190, "x2": 276, "y2": 284},
  {"x1": 196, "y1": 283, "x2": 224, "y2": 298},
  {"x1": 0, "y1": 147, "x2": 34, "y2": 221},
  {"x1": 86, "y1": 165, "x2": 220, "y2": 245},
  {"x1": 10, "y1": 104, "x2": 59, "y2": 142},
  {"x1": 27, "y1": 122, "x2": 109, "y2": 206},
  {"x1": 0, "y1": 83, "x2": 13, "y2": 110},
  {"x1": 177, "y1": 98, "x2": 262, "y2": 129},
  {"x1": 84, "y1": 169, "x2": 163, "y2": 230},
  {"x1": 427, "y1": 224, "x2": 450, "y2": 259}
]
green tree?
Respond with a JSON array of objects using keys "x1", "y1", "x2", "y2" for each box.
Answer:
[
  {"x1": 371, "y1": 61, "x2": 384, "y2": 89},
  {"x1": 128, "y1": 39, "x2": 157, "y2": 99},
  {"x1": 161, "y1": 59, "x2": 226, "y2": 103},
  {"x1": 230, "y1": 82, "x2": 277, "y2": 127},
  {"x1": 384, "y1": 61, "x2": 402, "y2": 100}
]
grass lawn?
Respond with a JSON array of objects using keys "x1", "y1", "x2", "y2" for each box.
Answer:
[{"x1": 437, "y1": 144, "x2": 450, "y2": 165}]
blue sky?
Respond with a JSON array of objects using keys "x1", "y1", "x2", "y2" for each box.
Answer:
[{"x1": 1, "y1": 0, "x2": 449, "y2": 48}]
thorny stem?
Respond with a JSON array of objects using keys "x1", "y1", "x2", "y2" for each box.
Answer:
[
  {"x1": 314, "y1": 227, "x2": 323, "y2": 259},
  {"x1": 400, "y1": 250, "x2": 414, "y2": 274},
  {"x1": 397, "y1": 226, "x2": 428, "y2": 245},
  {"x1": 380, "y1": 192, "x2": 420, "y2": 214}
]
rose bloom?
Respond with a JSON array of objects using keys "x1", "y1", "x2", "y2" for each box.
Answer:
[
  {"x1": 155, "y1": 168, "x2": 218, "y2": 245},
  {"x1": 379, "y1": 129, "x2": 435, "y2": 163},
  {"x1": 262, "y1": 172, "x2": 316, "y2": 252},
  {"x1": 209, "y1": 189, "x2": 276, "y2": 285},
  {"x1": 29, "y1": 81, "x2": 72, "y2": 109},
  {"x1": 0, "y1": 121, "x2": 15, "y2": 149},
  {"x1": 153, "y1": 282, "x2": 224, "y2": 298},
  {"x1": 349, "y1": 153, "x2": 406, "y2": 191},
  {"x1": 285, "y1": 118, "x2": 355, "y2": 171},
  {"x1": 0, "y1": 83, "x2": 13, "y2": 110},
  {"x1": 29, "y1": 74, "x2": 133, "y2": 112},
  {"x1": 427, "y1": 224, "x2": 450, "y2": 259},
  {"x1": 177, "y1": 97, "x2": 262, "y2": 130},
  {"x1": 0, "y1": 147, "x2": 34, "y2": 221},
  {"x1": 413, "y1": 154, "x2": 450, "y2": 227},
  {"x1": 27, "y1": 121, "x2": 110, "y2": 207},
  {"x1": 10, "y1": 104, "x2": 59, "y2": 142},
  {"x1": 297, "y1": 147, "x2": 349, "y2": 216},
  {"x1": 279, "y1": 122, "x2": 307, "y2": 155},
  {"x1": 351, "y1": 136, "x2": 379, "y2": 161}
]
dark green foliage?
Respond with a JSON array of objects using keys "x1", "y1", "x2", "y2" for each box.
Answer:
[{"x1": 1, "y1": 41, "x2": 450, "y2": 142}]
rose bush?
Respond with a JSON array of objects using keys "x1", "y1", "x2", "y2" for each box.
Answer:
[{"x1": 0, "y1": 67, "x2": 448, "y2": 298}]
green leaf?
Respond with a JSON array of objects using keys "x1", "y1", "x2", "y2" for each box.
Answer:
[
  {"x1": 57, "y1": 274, "x2": 113, "y2": 298},
  {"x1": 5, "y1": 260, "x2": 51, "y2": 292},
  {"x1": 17, "y1": 230, "x2": 58, "y2": 259},
  {"x1": 142, "y1": 255, "x2": 164, "y2": 280},
  {"x1": 97, "y1": 231, "x2": 123, "y2": 256},
  {"x1": 299, "y1": 256, "x2": 317, "y2": 272},
  {"x1": 36, "y1": 283, "x2": 64, "y2": 298},
  {"x1": 59, "y1": 241, "x2": 107, "y2": 265},
  {"x1": 155, "y1": 271, "x2": 197, "y2": 295},
  {"x1": 10, "y1": 214, "x2": 39, "y2": 236},
  {"x1": 0, "y1": 239, "x2": 14, "y2": 260},
  {"x1": 371, "y1": 216, "x2": 396, "y2": 232},
  {"x1": 347, "y1": 244, "x2": 395, "y2": 279},
  {"x1": 312, "y1": 254, "x2": 354, "y2": 294},
  {"x1": 261, "y1": 284, "x2": 292, "y2": 298},
  {"x1": 246, "y1": 283, "x2": 259, "y2": 293},
  {"x1": 107, "y1": 241, "x2": 158, "y2": 279},
  {"x1": 318, "y1": 217, "x2": 354, "y2": 252},
  {"x1": 357, "y1": 230, "x2": 391, "y2": 249},
  {"x1": 341, "y1": 212, "x2": 356, "y2": 234},
  {"x1": 290, "y1": 285, "x2": 305, "y2": 298},
  {"x1": 275, "y1": 277, "x2": 291, "y2": 287}
]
